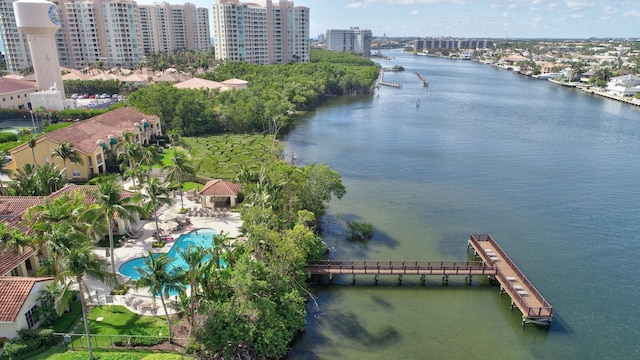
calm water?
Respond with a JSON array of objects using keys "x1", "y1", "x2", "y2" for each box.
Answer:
[{"x1": 285, "y1": 49, "x2": 640, "y2": 359}]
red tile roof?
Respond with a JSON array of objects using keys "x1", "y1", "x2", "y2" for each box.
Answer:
[
  {"x1": 0, "y1": 277, "x2": 53, "y2": 322},
  {"x1": 0, "y1": 241, "x2": 36, "y2": 276},
  {"x1": 0, "y1": 77, "x2": 37, "y2": 94},
  {"x1": 11, "y1": 107, "x2": 159, "y2": 154},
  {"x1": 198, "y1": 179, "x2": 242, "y2": 197}
]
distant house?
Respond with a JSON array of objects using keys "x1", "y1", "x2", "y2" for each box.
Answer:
[
  {"x1": 173, "y1": 77, "x2": 248, "y2": 91},
  {"x1": 606, "y1": 74, "x2": 640, "y2": 97},
  {"x1": 0, "y1": 277, "x2": 54, "y2": 338},
  {"x1": 6, "y1": 108, "x2": 161, "y2": 182},
  {"x1": 580, "y1": 70, "x2": 595, "y2": 83},
  {"x1": 0, "y1": 77, "x2": 37, "y2": 110}
]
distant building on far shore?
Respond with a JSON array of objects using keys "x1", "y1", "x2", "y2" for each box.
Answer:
[
  {"x1": 411, "y1": 37, "x2": 494, "y2": 52},
  {"x1": 326, "y1": 27, "x2": 372, "y2": 56}
]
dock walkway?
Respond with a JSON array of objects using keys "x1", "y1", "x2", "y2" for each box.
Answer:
[
  {"x1": 303, "y1": 234, "x2": 553, "y2": 327},
  {"x1": 467, "y1": 234, "x2": 553, "y2": 326}
]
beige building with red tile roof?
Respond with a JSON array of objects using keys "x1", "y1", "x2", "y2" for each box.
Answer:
[
  {"x1": 0, "y1": 77, "x2": 37, "y2": 110},
  {"x1": 0, "y1": 277, "x2": 53, "y2": 338},
  {"x1": 6, "y1": 108, "x2": 162, "y2": 182}
]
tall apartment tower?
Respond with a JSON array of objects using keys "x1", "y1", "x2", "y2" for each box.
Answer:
[
  {"x1": 139, "y1": 2, "x2": 211, "y2": 55},
  {"x1": 326, "y1": 27, "x2": 372, "y2": 56},
  {"x1": 0, "y1": 0, "x2": 32, "y2": 72},
  {"x1": 212, "y1": 0, "x2": 309, "y2": 64},
  {"x1": 0, "y1": 0, "x2": 211, "y2": 72}
]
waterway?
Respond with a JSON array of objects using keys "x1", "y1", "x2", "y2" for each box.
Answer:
[{"x1": 285, "y1": 49, "x2": 640, "y2": 359}]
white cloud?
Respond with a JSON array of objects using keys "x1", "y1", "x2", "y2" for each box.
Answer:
[
  {"x1": 346, "y1": 2, "x2": 366, "y2": 9},
  {"x1": 508, "y1": 3, "x2": 518, "y2": 9},
  {"x1": 547, "y1": 2, "x2": 558, "y2": 10},
  {"x1": 570, "y1": 13, "x2": 583, "y2": 18},
  {"x1": 411, "y1": 9, "x2": 419, "y2": 15},
  {"x1": 490, "y1": 3, "x2": 502, "y2": 9},
  {"x1": 623, "y1": 9, "x2": 640, "y2": 17},
  {"x1": 502, "y1": 12, "x2": 511, "y2": 19},
  {"x1": 603, "y1": 5, "x2": 615, "y2": 15},
  {"x1": 564, "y1": 1, "x2": 593, "y2": 11}
]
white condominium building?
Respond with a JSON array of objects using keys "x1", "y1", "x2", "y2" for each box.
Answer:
[
  {"x1": 139, "y1": 2, "x2": 211, "y2": 55},
  {"x1": 213, "y1": 0, "x2": 309, "y2": 64},
  {"x1": 326, "y1": 27, "x2": 373, "y2": 56},
  {"x1": 0, "y1": 0, "x2": 211, "y2": 72}
]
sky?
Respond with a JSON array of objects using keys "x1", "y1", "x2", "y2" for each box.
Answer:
[{"x1": 138, "y1": 0, "x2": 640, "y2": 39}]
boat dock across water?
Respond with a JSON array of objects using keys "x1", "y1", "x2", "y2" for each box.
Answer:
[{"x1": 304, "y1": 234, "x2": 553, "y2": 327}]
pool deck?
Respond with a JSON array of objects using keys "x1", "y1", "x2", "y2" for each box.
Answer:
[{"x1": 87, "y1": 196, "x2": 243, "y2": 316}]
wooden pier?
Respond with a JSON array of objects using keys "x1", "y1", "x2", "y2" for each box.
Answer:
[
  {"x1": 305, "y1": 260, "x2": 495, "y2": 285},
  {"x1": 467, "y1": 234, "x2": 553, "y2": 326},
  {"x1": 378, "y1": 70, "x2": 402, "y2": 89},
  {"x1": 303, "y1": 234, "x2": 553, "y2": 327}
]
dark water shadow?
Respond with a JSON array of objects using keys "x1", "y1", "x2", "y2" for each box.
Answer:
[
  {"x1": 321, "y1": 212, "x2": 400, "y2": 260},
  {"x1": 437, "y1": 231, "x2": 472, "y2": 258}
]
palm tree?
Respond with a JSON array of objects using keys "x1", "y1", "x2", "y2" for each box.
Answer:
[
  {"x1": 163, "y1": 150, "x2": 194, "y2": 209},
  {"x1": 177, "y1": 244, "x2": 206, "y2": 328},
  {"x1": 134, "y1": 252, "x2": 183, "y2": 342},
  {"x1": 28, "y1": 136, "x2": 38, "y2": 168},
  {"x1": 58, "y1": 241, "x2": 115, "y2": 360},
  {"x1": 88, "y1": 176, "x2": 145, "y2": 275},
  {"x1": 0, "y1": 150, "x2": 11, "y2": 195},
  {"x1": 142, "y1": 177, "x2": 173, "y2": 239},
  {"x1": 52, "y1": 141, "x2": 84, "y2": 171},
  {"x1": 140, "y1": 146, "x2": 162, "y2": 180},
  {"x1": 118, "y1": 131, "x2": 142, "y2": 187},
  {"x1": 0, "y1": 223, "x2": 31, "y2": 254}
]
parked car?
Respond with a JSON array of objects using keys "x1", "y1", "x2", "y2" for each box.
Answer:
[
  {"x1": 88, "y1": 94, "x2": 95, "y2": 99},
  {"x1": 100, "y1": 93, "x2": 110, "y2": 98},
  {"x1": 70, "y1": 93, "x2": 79, "y2": 99}
]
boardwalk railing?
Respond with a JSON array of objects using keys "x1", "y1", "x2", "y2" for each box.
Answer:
[
  {"x1": 304, "y1": 260, "x2": 497, "y2": 276},
  {"x1": 469, "y1": 234, "x2": 553, "y2": 319}
]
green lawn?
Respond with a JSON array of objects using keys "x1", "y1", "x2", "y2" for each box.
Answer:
[
  {"x1": 69, "y1": 305, "x2": 170, "y2": 348},
  {"x1": 31, "y1": 347, "x2": 191, "y2": 360}
]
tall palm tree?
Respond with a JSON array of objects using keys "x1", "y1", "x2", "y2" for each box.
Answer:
[
  {"x1": 88, "y1": 176, "x2": 145, "y2": 275},
  {"x1": 58, "y1": 240, "x2": 115, "y2": 360},
  {"x1": 52, "y1": 141, "x2": 84, "y2": 171},
  {"x1": 163, "y1": 150, "x2": 194, "y2": 209},
  {"x1": 140, "y1": 146, "x2": 162, "y2": 180},
  {"x1": 0, "y1": 150, "x2": 11, "y2": 195},
  {"x1": 28, "y1": 136, "x2": 38, "y2": 168},
  {"x1": 0, "y1": 223, "x2": 31, "y2": 254},
  {"x1": 177, "y1": 244, "x2": 206, "y2": 328},
  {"x1": 134, "y1": 252, "x2": 183, "y2": 342},
  {"x1": 142, "y1": 177, "x2": 173, "y2": 239},
  {"x1": 118, "y1": 131, "x2": 142, "y2": 187}
]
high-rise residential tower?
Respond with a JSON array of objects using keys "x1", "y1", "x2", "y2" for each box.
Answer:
[
  {"x1": 0, "y1": 0, "x2": 211, "y2": 72},
  {"x1": 326, "y1": 27, "x2": 372, "y2": 56},
  {"x1": 212, "y1": 0, "x2": 309, "y2": 64},
  {"x1": 139, "y1": 2, "x2": 211, "y2": 55}
]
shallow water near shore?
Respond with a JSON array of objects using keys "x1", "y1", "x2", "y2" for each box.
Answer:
[{"x1": 285, "y1": 49, "x2": 640, "y2": 359}]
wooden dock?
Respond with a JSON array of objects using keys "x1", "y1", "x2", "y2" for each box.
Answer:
[
  {"x1": 378, "y1": 70, "x2": 402, "y2": 88},
  {"x1": 467, "y1": 234, "x2": 553, "y2": 326},
  {"x1": 303, "y1": 234, "x2": 553, "y2": 327},
  {"x1": 304, "y1": 260, "x2": 495, "y2": 285}
]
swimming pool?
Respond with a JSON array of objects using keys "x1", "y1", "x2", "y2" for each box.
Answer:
[{"x1": 119, "y1": 228, "x2": 217, "y2": 291}]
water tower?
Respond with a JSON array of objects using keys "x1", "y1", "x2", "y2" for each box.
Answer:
[{"x1": 14, "y1": 0, "x2": 65, "y2": 100}]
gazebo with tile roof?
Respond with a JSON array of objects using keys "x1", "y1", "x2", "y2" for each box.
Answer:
[{"x1": 198, "y1": 179, "x2": 242, "y2": 208}]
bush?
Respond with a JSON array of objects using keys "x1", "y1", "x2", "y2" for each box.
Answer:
[
  {"x1": 113, "y1": 335, "x2": 165, "y2": 347},
  {"x1": 0, "y1": 132, "x2": 18, "y2": 143},
  {"x1": 151, "y1": 240, "x2": 165, "y2": 248},
  {"x1": 43, "y1": 122, "x2": 74, "y2": 133},
  {"x1": 3, "y1": 329, "x2": 57, "y2": 359},
  {"x1": 346, "y1": 220, "x2": 374, "y2": 241},
  {"x1": 111, "y1": 283, "x2": 130, "y2": 295}
]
